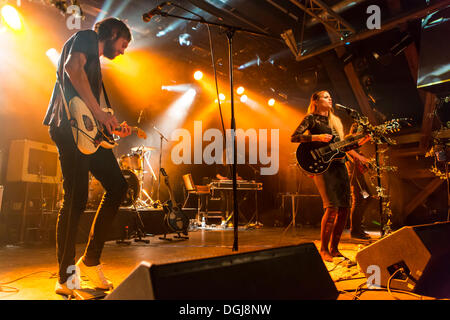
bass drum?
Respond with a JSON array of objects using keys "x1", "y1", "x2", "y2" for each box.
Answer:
[
  {"x1": 87, "y1": 170, "x2": 140, "y2": 208},
  {"x1": 121, "y1": 169, "x2": 140, "y2": 207},
  {"x1": 87, "y1": 175, "x2": 103, "y2": 209}
]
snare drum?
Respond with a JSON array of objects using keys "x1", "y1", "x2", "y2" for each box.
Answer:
[{"x1": 119, "y1": 153, "x2": 142, "y2": 171}]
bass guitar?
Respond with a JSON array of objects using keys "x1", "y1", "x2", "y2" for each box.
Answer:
[
  {"x1": 68, "y1": 96, "x2": 147, "y2": 155},
  {"x1": 160, "y1": 168, "x2": 189, "y2": 236},
  {"x1": 296, "y1": 119, "x2": 406, "y2": 175}
]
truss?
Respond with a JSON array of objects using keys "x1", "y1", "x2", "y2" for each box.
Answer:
[{"x1": 289, "y1": 0, "x2": 355, "y2": 39}]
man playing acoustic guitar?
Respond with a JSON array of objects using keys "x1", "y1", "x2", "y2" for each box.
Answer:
[{"x1": 43, "y1": 18, "x2": 133, "y2": 296}]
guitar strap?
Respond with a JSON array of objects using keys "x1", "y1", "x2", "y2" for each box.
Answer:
[
  {"x1": 101, "y1": 82, "x2": 112, "y2": 109},
  {"x1": 55, "y1": 71, "x2": 73, "y2": 123}
]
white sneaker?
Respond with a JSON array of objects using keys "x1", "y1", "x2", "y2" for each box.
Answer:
[
  {"x1": 55, "y1": 273, "x2": 81, "y2": 297},
  {"x1": 76, "y1": 257, "x2": 113, "y2": 290}
]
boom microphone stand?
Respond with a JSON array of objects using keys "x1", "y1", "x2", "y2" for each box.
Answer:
[
  {"x1": 144, "y1": 3, "x2": 280, "y2": 251},
  {"x1": 154, "y1": 126, "x2": 168, "y2": 206}
]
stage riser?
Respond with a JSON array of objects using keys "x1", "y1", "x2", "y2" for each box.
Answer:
[{"x1": 0, "y1": 208, "x2": 197, "y2": 245}]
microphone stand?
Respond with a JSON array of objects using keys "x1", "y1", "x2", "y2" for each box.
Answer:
[
  {"x1": 154, "y1": 126, "x2": 168, "y2": 205},
  {"x1": 149, "y1": 7, "x2": 280, "y2": 251},
  {"x1": 343, "y1": 106, "x2": 395, "y2": 237}
]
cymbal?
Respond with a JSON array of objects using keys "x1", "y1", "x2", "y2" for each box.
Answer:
[{"x1": 131, "y1": 146, "x2": 158, "y2": 152}]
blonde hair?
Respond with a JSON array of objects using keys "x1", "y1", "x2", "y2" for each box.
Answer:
[{"x1": 307, "y1": 91, "x2": 344, "y2": 140}]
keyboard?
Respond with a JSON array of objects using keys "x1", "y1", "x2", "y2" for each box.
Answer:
[{"x1": 209, "y1": 180, "x2": 263, "y2": 191}]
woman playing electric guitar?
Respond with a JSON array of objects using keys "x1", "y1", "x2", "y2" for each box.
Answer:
[{"x1": 291, "y1": 91, "x2": 370, "y2": 262}]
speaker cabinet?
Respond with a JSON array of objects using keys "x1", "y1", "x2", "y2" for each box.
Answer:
[
  {"x1": 356, "y1": 222, "x2": 450, "y2": 298},
  {"x1": 105, "y1": 243, "x2": 338, "y2": 300},
  {"x1": 6, "y1": 139, "x2": 61, "y2": 184}
]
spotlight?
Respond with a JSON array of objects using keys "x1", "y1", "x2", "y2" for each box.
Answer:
[
  {"x1": 193, "y1": 70, "x2": 203, "y2": 80},
  {"x1": 46, "y1": 48, "x2": 60, "y2": 67},
  {"x1": 1, "y1": 4, "x2": 22, "y2": 31},
  {"x1": 268, "y1": 98, "x2": 275, "y2": 106},
  {"x1": 179, "y1": 33, "x2": 192, "y2": 46},
  {"x1": 236, "y1": 86, "x2": 245, "y2": 95},
  {"x1": 219, "y1": 93, "x2": 226, "y2": 101},
  {"x1": 240, "y1": 95, "x2": 248, "y2": 103}
]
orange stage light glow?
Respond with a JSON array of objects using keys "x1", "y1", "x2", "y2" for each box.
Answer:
[
  {"x1": 194, "y1": 70, "x2": 203, "y2": 80},
  {"x1": 1, "y1": 4, "x2": 22, "y2": 31}
]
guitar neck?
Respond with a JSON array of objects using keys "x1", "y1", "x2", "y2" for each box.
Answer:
[
  {"x1": 113, "y1": 126, "x2": 139, "y2": 132},
  {"x1": 329, "y1": 133, "x2": 365, "y2": 151}
]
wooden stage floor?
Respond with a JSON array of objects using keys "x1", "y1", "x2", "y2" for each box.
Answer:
[{"x1": 0, "y1": 225, "x2": 441, "y2": 301}]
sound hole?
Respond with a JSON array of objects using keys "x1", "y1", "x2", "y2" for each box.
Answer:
[{"x1": 82, "y1": 115, "x2": 94, "y2": 131}]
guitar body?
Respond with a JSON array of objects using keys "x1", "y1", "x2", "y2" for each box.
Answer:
[
  {"x1": 160, "y1": 168, "x2": 189, "y2": 236},
  {"x1": 69, "y1": 96, "x2": 117, "y2": 155},
  {"x1": 296, "y1": 141, "x2": 346, "y2": 175},
  {"x1": 295, "y1": 118, "x2": 409, "y2": 175},
  {"x1": 68, "y1": 96, "x2": 146, "y2": 155},
  {"x1": 163, "y1": 200, "x2": 189, "y2": 235}
]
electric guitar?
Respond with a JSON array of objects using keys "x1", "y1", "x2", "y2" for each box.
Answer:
[
  {"x1": 296, "y1": 119, "x2": 407, "y2": 175},
  {"x1": 68, "y1": 96, "x2": 147, "y2": 155},
  {"x1": 160, "y1": 168, "x2": 189, "y2": 235}
]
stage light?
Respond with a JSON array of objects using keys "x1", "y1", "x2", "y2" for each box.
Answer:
[
  {"x1": 193, "y1": 70, "x2": 203, "y2": 80},
  {"x1": 167, "y1": 88, "x2": 197, "y2": 120},
  {"x1": 46, "y1": 48, "x2": 60, "y2": 67},
  {"x1": 268, "y1": 98, "x2": 275, "y2": 106},
  {"x1": 179, "y1": 33, "x2": 192, "y2": 46},
  {"x1": 161, "y1": 84, "x2": 193, "y2": 92},
  {"x1": 240, "y1": 94, "x2": 248, "y2": 103},
  {"x1": 219, "y1": 93, "x2": 225, "y2": 101},
  {"x1": 1, "y1": 4, "x2": 22, "y2": 31},
  {"x1": 236, "y1": 86, "x2": 245, "y2": 95}
]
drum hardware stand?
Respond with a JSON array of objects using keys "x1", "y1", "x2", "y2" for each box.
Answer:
[
  {"x1": 133, "y1": 147, "x2": 156, "y2": 209},
  {"x1": 244, "y1": 165, "x2": 263, "y2": 229},
  {"x1": 117, "y1": 204, "x2": 150, "y2": 244}
]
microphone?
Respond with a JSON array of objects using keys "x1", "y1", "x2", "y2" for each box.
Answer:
[
  {"x1": 142, "y1": 2, "x2": 168, "y2": 22},
  {"x1": 335, "y1": 103, "x2": 357, "y2": 113}
]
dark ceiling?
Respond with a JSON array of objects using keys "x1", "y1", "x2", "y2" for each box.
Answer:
[{"x1": 38, "y1": 0, "x2": 448, "y2": 123}]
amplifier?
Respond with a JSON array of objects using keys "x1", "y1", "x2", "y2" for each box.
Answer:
[{"x1": 6, "y1": 140, "x2": 61, "y2": 184}]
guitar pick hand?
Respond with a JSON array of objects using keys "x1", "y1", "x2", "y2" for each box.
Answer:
[
  {"x1": 313, "y1": 134, "x2": 333, "y2": 142},
  {"x1": 113, "y1": 121, "x2": 132, "y2": 138},
  {"x1": 95, "y1": 110, "x2": 119, "y2": 135}
]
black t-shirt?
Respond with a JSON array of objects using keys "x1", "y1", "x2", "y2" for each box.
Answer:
[{"x1": 43, "y1": 30, "x2": 103, "y2": 127}]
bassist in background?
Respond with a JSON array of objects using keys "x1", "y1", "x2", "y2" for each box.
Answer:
[
  {"x1": 346, "y1": 123, "x2": 371, "y2": 240},
  {"x1": 43, "y1": 18, "x2": 132, "y2": 296},
  {"x1": 291, "y1": 91, "x2": 369, "y2": 262}
]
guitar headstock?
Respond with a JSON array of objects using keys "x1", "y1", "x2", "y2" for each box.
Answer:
[
  {"x1": 381, "y1": 118, "x2": 412, "y2": 133},
  {"x1": 136, "y1": 127, "x2": 147, "y2": 139}
]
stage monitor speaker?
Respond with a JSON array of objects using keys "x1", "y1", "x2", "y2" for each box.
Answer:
[
  {"x1": 6, "y1": 140, "x2": 61, "y2": 184},
  {"x1": 105, "y1": 243, "x2": 338, "y2": 300},
  {"x1": 356, "y1": 221, "x2": 450, "y2": 299}
]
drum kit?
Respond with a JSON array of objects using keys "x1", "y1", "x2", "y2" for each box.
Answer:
[{"x1": 87, "y1": 146, "x2": 159, "y2": 209}]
